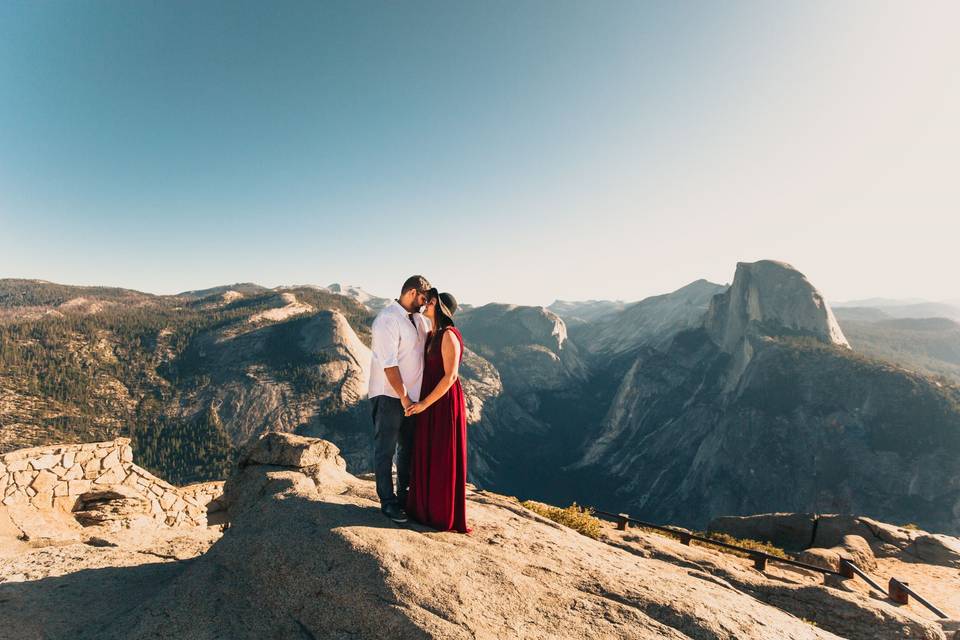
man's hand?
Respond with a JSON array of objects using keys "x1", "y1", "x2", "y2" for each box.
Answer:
[{"x1": 400, "y1": 395, "x2": 413, "y2": 410}]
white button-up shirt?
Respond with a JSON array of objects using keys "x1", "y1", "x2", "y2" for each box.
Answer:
[{"x1": 368, "y1": 300, "x2": 431, "y2": 401}]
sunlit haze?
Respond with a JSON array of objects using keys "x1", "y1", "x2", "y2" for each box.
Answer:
[{"x1": 2, "y1": 1, "x2": 957, "y2": 306}]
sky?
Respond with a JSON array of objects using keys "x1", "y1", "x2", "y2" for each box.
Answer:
[{"x1": 1, "y1": 1, "x2": 958, "y2": 307}]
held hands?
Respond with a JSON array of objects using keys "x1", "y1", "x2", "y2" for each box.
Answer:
[
  {"x1": 404, "y1": 401, "x2": 427, "y2": 417},
  {"x1": 400, "y1": 395, "x2": 413, "y2": 410}
]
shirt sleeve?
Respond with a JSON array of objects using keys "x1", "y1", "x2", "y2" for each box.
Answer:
[{"x1": 371, "y1": 314, "x2": 400, "y2": 368}]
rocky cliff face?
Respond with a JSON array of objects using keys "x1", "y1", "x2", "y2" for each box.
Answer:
[
  {"x1": 705, "y1": 261, "x2": 849, "y2": 353},
  {"x1": 452, "y1": 303, "x2": 606, "y2": 493},
  {"x1": 576, "y1": 279, "x2": 727, "y2": 355},
  {"x1": 708, "y1": 512, "x2": 960, "y2": 567},
  {"x1": 0, "y1": 281, "x2": 376, "y2": 483},
  {"x1": 548, "y1": 299, "x2": 626, "y2": 326},
  {"x1": 704, "y1": 261, "x2": 849, "y2": 390},
  {"x1": 323, "y1": 282, "x2": 391, "y2": 310},
  {"x1": 566, "y1": 262, "x2": 960, "y2": 534},
  {"x1": 3, "y1": 265, "x2": 960, "y2": 542},
  {"x1": 457, "y1": 303, "x2": 587, "y2": 394},
  {"x1": 170, "y1": 308, "x2": 372, "y2": 462}
]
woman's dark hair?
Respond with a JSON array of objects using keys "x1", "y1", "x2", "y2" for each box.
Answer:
[{"x1": 426, "y1": 289, "x2": 455, "y2": 352}]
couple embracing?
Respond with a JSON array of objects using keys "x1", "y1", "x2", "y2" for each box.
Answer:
[{"x1": 368, "y1": 275, "x2": 471, "y2": 534}]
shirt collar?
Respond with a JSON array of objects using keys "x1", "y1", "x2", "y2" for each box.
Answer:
[{"x1": 391, "y1": 299, "x2": 412, "y2": 315}]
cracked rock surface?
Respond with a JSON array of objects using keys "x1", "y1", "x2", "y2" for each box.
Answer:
[
  {"x1": 3, "y1": 434, "x2": 953, "y2": 639},
  {"x1": 3, "y1": 434, "x2": 841, "y2": 640}
]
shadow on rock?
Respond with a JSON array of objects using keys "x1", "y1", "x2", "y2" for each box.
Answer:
[{"x1": 0, "y1": 559, "x2": 189, "y2": 640}]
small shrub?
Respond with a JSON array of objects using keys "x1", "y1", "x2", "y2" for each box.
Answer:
[
  {"x1": 695, "y1": 532, "x2": 788, "y2": 559},
  {"x1": 901, "y1": 523, "x2": 920, "y2": 531},
  {"x1": 521, "y1": 500, "x2": 603, "y2": 539}
]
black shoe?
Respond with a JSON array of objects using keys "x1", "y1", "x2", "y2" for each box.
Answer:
[{"x1": 382, "y1": 503, "x2": 408, "y2": 524}]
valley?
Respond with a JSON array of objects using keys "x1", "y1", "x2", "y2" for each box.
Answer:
[{"x1": 2, "y1": 262, "x2": 960, "y2": 536}]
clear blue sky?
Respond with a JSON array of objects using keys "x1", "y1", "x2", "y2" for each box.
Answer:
[{"x1": 2, "y1": 1, "x2": 957, "y2": 305}]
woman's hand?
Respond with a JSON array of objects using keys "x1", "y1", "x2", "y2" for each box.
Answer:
[{"x1": 404, "y1": 402, "x2": 427, "y2": 417}]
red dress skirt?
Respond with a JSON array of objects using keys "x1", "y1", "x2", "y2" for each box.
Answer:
[{"x1": 406, "y1": 327, "x2": 470, "y2": 533}]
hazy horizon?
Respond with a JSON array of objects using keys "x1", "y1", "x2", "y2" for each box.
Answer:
[
  {"x1": 5, "y1": 269, "x2": 960, "y2": 311},
  {"x1": 2, "y1": 1, "x2": 958, "y2": 307}
]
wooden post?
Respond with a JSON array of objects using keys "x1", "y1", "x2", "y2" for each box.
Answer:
[
  {"x1": 617, "y1": 514, "x2": 630, "y2": 531},
  {"x1": 889, "y1": 578, "x2": 910, "y2": 605},
  {"x1": 753, "y1": 554, "x2": 768, "y2": 571},
  {"x1": 839, "y1": 558, "x2": 855, "y2": 579}
]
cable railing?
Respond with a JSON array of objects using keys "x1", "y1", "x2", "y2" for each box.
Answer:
[
  {"x1": 837, "y1": 558, "x2": 885, "y2": 594},
  {"x1": 590, "y1": 509, "x2": 948, "y2": 620},
  {"x1": 888, "y1": 578, "x2": 948, "y2": 619},
  {"x1": 593, "y1": 509, "x2": 843, "y2": 575}
]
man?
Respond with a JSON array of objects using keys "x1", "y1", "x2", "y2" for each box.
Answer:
[{"x1": 368, "y1": 274, "x2": 432, "y2": 523}]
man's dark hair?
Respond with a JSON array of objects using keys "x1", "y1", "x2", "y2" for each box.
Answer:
[{"x1": 400, "y1": 275, "x2": 431, "y2": 295}]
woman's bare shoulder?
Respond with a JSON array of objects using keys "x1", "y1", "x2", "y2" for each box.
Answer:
[{"x1": 442, "y1": 327, "x2": 463, "y2": 347}]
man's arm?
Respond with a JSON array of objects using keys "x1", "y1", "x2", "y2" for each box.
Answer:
[
  {"x1": 383, "y1": 367, "x2": 411, "y2": 408},
  {"x1": 371, "y1": 314, "x2": 411, "y2": 407}
]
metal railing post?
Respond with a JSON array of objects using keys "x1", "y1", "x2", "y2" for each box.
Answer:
[
  {"x1": 888, "y1": 578, "x2": 949, "y2": 618},
  {"x1": 587, "y1": 507, "x2": 950, "y2": 619},
  {"x1": 889, "y1": 578, "x2": 909, "y2": 605},
  {"x1": 588, "y1": 508, "x2": 948, "y2": 617},
  {"x1": 839, "y1": 558, "x2": 855, "y2": 579}
]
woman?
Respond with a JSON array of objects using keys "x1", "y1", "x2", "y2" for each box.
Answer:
[{"x1": 404, "y1": 288, "x2": 471, "y2": 533}]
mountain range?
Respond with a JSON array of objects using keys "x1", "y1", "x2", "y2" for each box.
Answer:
[
  {"x1": 1, "y1": 262, "x2": 959, "y2": 535},
  {"x1": 833, "y1": 298, "x2": 960, "y2": 322}
]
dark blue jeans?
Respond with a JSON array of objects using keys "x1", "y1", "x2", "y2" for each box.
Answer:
[{"x1": 371, "y1": 395, "x2": 416, "y2": 509}]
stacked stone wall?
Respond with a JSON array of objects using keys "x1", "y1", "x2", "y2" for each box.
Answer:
[{"x1": 0, "y1": 438, "x2": 225, "y2": 527}]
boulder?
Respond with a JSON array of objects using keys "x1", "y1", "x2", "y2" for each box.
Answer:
[
  {"x1": 224, "y1": 433, "x2": 354, "y2": 518},
  {"x1": 710, "y1": 513, "x2": 960, "y2": 570},
  {"x1": 72, "y1": 486, "x2": 151, "y2": 528},
  {"x1": 799, "y1": 547, "x2": 841, "y2": 573},
  {"x1": 708, "y1": 513, "x2": 816, "y2": 550},
  {"x1": 912, "y1": 534, "x2": 960, "y2": 568},
  {"x1": 813, "y1": 516, "x2": 960, "y2": 568},
  {"x1": 838, "y1": 535, "x2": 878, "y2": 572},
  {"x1": 798, "y1": 535, "x2": 877, "y2": 573},
  {"x1": 2, "y1": 504, "x2": 83, "y2": 547},
  {"x1": 237, "y1": 432, "x2": 348, "y2": 470}
]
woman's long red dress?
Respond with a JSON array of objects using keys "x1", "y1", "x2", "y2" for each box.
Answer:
[{"x1": 406, "y1": 327, "x2": 470, "y2": 533}]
